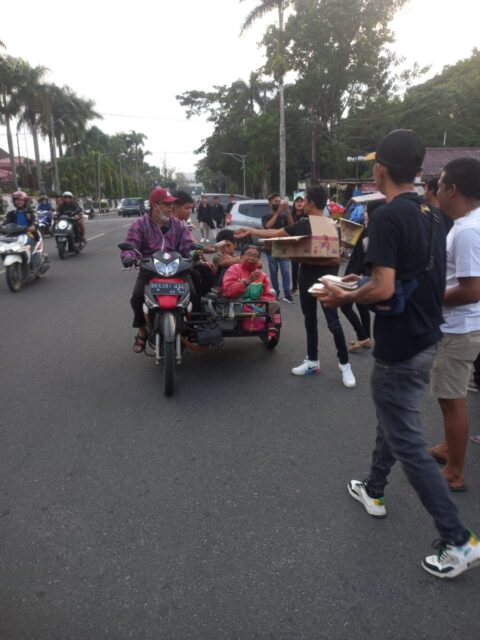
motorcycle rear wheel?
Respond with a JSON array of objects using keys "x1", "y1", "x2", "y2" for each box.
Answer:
[
  {"x1": 163, "y1": 341, "x2": 175, "y2": 396},
  {"x1": 6, "y1": 263, "x2": 22, "y2": 292},
  {"x1": 262, "y1": 328, "x2": 280, "y2": 349}
]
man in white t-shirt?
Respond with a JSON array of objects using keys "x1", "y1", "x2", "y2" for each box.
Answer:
[{"x1": 429, "y1": 158, "x2": 480, "y2": 491}]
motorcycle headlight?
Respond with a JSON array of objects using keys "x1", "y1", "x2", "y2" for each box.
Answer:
[
  {"x1": 57, "y1": 219, "x2": 68, "y2": 230},
  {"x1": 154, "y1": 258, "x2": 180, "y2": 276}
]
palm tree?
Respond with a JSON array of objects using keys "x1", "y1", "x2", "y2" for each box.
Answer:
[
  {"x1": 16, "y1": 64, "x2": 49, "y2": 191},
  {"x1": 240, "y1": 0, "x2": 291, "y2": 196},
  {"x1": 0, "y1": 54, "x2": 34, "y2": 189}
]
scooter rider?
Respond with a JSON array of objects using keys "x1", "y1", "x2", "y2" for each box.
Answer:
[
  {"x1": 4, "y1": 191, "x2": 38, "y2": 248},
  {"x1": 37, "y1": 194, "x2": 53, "y2": 230},
  {"x1": 56, "y1": 191, "x2": 87, "y2": 243},
  {"x1": 121, "y1": 187, "x2": 197, "y2": 353}
]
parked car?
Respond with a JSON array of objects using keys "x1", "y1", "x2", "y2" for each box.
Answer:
[
  {"x1": 226, "y1": 199, "x2": 272, "y2": 246},
  {"x1": 117, "y1": 197, "x2": 146, "y2": 217}
]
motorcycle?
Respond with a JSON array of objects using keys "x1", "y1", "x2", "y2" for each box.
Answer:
[
  {"x1": 84, "y1": 206, "x2": 95, "y2": 220},
  {"x1": 0, "y1": 223, "x2": 50, "y2": 292},
  {"x1": 119, "y1": 242, "x2": 281, "y2": 397},
  {"x1": 38, "y1": 211, "x2": 53, "y2": 237},
  {"x1": 53, "y1": 215, "x2": 85, "y2": 259},
  {"x1": 119, "y1": 242, "x2": 195, "y2": 396}
]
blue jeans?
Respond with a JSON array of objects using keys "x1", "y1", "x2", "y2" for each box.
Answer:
[
  {"x1": 366, "y1": 346, "x2": 468, "y2": 544},
  {"x1": 266, "y1": 255, "x2": 291, "y2": 298}
]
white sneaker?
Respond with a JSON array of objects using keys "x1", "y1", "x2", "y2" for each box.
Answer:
[
  {"x1": 422, "y1": 531, "x2": 480, "y2": 579},
  {"x1": 339, "y1": 362, "x2": 356, "y2": 388},
  {"x1": 291, "y1": 359, "x2": 320, "y2": 376},
  {"x1": 348, "y1": 480, "x2": 386, "y2": 517}
]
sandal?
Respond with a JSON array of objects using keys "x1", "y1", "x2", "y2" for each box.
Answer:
[
  {"x1": 349, "y1": 338, "x2": 372, "y2": 352},
  {"x1": 133, "y1": 333, "x2": 147, "y2": 353}
]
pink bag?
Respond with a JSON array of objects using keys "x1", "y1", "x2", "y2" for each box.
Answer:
[{"x1": 240, "y1": 304, "x2": 267, "y2": 332}]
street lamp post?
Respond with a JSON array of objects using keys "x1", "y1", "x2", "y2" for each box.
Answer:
[{"x1": 220, "y1": 152, "x2": 248, "y2": 196}]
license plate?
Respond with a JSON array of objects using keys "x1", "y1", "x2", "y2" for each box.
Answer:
[{"x1": 150, "y1": 281, "x2": 186, "y2": 295}]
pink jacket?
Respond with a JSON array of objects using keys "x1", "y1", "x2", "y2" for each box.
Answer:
[{"x1": 221, "y1": 263, "x2": 276, "y2": 300}]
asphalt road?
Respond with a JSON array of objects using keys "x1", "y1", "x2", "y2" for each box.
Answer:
[{"x1": 1, "y1": 215, "x2": 479, "y2": 639}]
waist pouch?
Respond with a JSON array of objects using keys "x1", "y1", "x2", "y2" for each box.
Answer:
[{"x1": 358, "y1": 276, "x2": 418, "y2": 316}]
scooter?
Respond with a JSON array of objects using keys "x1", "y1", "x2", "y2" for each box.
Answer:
[
  {"x1": 53, "y1": 215, "x2": 85, "y2": 259},
  {"x1": 0, "y1": 223, "x2": 50, "y2": 292},
  {"x1": 38, "y1": 211, "x2": 53, "y2": 237}
]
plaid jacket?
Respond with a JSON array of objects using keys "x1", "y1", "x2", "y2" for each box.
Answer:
[{"x1": 121, "y1": 213, "x2": 194, "y2": 262}]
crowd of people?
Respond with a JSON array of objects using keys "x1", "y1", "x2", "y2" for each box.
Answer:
[{"x1": 119, "y1": 128, "x2": 480, "y2": 580}]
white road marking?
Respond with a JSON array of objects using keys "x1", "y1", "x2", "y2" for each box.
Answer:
[{"x1": 87, "y1": 233, "x2": 106, "y2": 241}]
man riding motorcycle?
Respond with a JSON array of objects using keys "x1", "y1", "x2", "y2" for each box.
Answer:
[
  {"x1": 55, "y1": 191, "x2": 86, "y2": 243},
  {"x1": 37, "y1": 194, "x2": 53, "y2": 233},
  {"x1": 121, "y1": 187, "x2": 197, "y2": 353},
  {"x1": 3, "y1": 191, "x2": 38, "y2": 248}
]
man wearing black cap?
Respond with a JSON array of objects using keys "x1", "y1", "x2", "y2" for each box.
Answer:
[{"x1": 318, "y1": 129, "x2": 479, "y2": 579}]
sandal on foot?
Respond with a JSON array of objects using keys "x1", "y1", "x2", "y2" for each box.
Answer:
[
  {"x1": 449, "y1": 483, "x2": 467, "y2": 492},
  {"x1": 133, "y1": 333, "x2": 147, "y2": 353},
  {"x1": 349, "y1": 338, "x2": 372, "y2": 352},
  {"x1": 429, "y1": 448, "x2": 448, "y2": 465}
]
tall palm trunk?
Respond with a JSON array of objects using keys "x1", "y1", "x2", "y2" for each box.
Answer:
[
  {"x1": 49, "y1": 112, "x2": 60, "y2": 192},
  {"x1": 31, "y1": 126, "x2": 44, "y2": 192},
  {"x1": 3, "y1": 102, "x2": 18, "y2": 189}
]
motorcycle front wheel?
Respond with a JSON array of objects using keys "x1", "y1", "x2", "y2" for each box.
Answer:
[
  {"x1": 58, "y1": 241, "x2": 67, "y2": 259},
  {"x1": 6, "y1": 263, "x2": 22, "y2": 292},
  {"x1": 163, "y1": 341, "x2": 175, "y2": 396}
]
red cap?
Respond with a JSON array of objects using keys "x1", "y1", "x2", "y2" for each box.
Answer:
[{"x1": 149, "y1": 188, "x2": 178, "y2": 205}]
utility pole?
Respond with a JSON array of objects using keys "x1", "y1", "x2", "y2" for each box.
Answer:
[
  {"x1": 97, "y1": 153, "x2": 102, "y2": 211},
  {"x1": 220, "y1": 152, "x2": 248, "y2": 196}
]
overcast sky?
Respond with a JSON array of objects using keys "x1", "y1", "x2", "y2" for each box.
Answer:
[{"x1": 1, "y1": 0, "x2": 478, "y2": 175}]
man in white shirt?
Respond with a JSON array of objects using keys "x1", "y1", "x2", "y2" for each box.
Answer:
[{"x1": 429, "y1": 158, "x2": 480, "y2": 491}]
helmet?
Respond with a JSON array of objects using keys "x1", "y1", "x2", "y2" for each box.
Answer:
[
  {"x1": 38, "y1": 194, "x2": 48, "y2": 201},
  {"x1": 62, "y1": 191, "x2": 73, "y2": 197},
  {"x1": 13, "y1": 191, "x2": 28, "y2": 200}
]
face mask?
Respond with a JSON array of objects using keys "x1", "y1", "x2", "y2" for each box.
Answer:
[
  {"x1": 244, "y1": 259, "x2": 258, "y2": 272},
  {"x1": 158, "y1": 212, "x2": 170, "y2": 223}
]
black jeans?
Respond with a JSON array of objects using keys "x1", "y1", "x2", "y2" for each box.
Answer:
[
  {"x1": 341, "y1": 302, "x2": 371, "y2": 341},
  {"x1": 299, "y1": 269, "x2": 349, "y2": 364},
  {"x1": 473, "y1": 352, "x2": 480, "y2": 387},
  {"x1": 366, "y1": 346, "x2": 468, "y2": 545},
  {"x1": 291, "y1": 260, "x2": 300, "y2": 291}
]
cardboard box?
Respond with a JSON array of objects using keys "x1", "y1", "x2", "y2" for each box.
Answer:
[
  {"x1": 339, "y1": 218, "x2": 364, "y2": 247},
  {"x1": 267, "y1": 216, "x2": 340, "y2": 260}
]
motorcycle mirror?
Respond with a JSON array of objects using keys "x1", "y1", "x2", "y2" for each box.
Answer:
[{"x1": 118, "y1": 242, "x2": 134, "y2": 251}]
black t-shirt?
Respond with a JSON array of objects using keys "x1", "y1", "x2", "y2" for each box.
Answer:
[
  {"x1": 284, "y1": 216, "x2": 339, "y2": 283},
  {"x1": 262, "y1": 211, "x2": 290, "y2": 230},
  {"x1": 365, "y1": 192, "x2": 447, "y2": 363}
]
